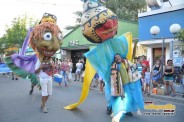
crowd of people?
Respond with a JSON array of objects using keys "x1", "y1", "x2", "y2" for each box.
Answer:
[
  {"x1": 1, "y1": 54, "x2": 184, "y2": 115},
  {"x1": 50, "y1": 57, "x2": 105, "y2": 93},
  {"x1": 51, "y1": 57, "x2": 85, "y2": 87},
  {"x1": 136, "y1": 55, "x2": 179, "y2": 97}
]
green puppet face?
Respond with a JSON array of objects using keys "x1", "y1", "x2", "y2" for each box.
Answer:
[{"x1": 81, "y1": 0, "x2": 118, "y2": 43}]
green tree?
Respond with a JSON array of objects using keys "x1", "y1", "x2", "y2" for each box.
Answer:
[
  {"x1": 176, "y1": 29, "x2": 184, "y2": 42},
  {"x1": 105, "y1": 0, "x2": 146, "y2": 21},
  {"x1": 65, "y1": 11, "x2": 82, "y2": 30},
  {"x1": 65, "y1": 0, "x2": 146, "y2": 30},
  {"x1": 0, "y1": 15, "x2": 38, "y2": 53},
  {"x1": 0, "y1": 36, "x2": 8, "y2": 54}
]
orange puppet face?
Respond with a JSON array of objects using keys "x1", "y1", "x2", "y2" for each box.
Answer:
[
  {"x1": 29, "y1": 22, "x2": 63, "y2": 60},
  {"x1": 81, "y1": 1, "x2": 118, "y2": 43}
]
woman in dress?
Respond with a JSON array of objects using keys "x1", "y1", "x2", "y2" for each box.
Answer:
[{"x1": 151, "y1": 59, "x2": 161, "y2": 88}]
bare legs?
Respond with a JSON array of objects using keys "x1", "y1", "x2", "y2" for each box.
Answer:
[
  {"x1": 169, "y1": 81, "x2": 176, "y2": 96},
  {"x1": 165, "y1": 81, "x2": 176, "y2": 96},
  {"x1": 29, "y1": 84, "x2": 35, "y2": 95},
  {"x1": 145, "y1": 83, "x2": 150, "y2": 95},
  {"x1": 41, "y1": 95, "x2": 49, "y2": 113},
  {"x1": 165, "y1": 81, "x2": 169, "y2": 95},
  {"x1": 41, "y1": 95, "x2": 49, "y2": 107},
  {"x1": 152, "y1": 80, "x2": 158, "y2": 88},
  {"x1": 75, "y1": 72, "x2": 81, "y2": 81}
]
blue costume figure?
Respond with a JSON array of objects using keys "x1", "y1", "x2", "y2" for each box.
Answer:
[{"x1": 65, "y1": 0, "x2": 144, "y2": 122}]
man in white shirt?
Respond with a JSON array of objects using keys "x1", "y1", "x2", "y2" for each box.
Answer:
[
  {"x1": 74, "y1": 60, "x2": 83, "y2": 81},
  {"x1": 35, "y1": 59, "x2": 53, "y2": 113}
]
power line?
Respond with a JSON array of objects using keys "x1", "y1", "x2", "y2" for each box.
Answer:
[{"x1": 17, "y1": 0, "x2": 82, "y2": 6}]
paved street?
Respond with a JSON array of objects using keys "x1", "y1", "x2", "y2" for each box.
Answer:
[{"x1": 0, "y1": 75, "x2": 184, "y2": 122}]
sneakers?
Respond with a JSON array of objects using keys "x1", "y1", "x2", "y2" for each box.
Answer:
[
  {"x1": 42, "y1": 107, "x2": 48, "y2": 113},
  {"x1": 41, "y1": 106, "x2": 48, "y2": 113}
]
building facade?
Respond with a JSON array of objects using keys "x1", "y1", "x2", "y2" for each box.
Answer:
[{"x1": 139, "y1": 0, "x2": 184, "y2": 93}]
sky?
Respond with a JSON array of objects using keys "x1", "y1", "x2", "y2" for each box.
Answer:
[{"x1": 0, "y1": 0, "x2": 83, "y2": 37}]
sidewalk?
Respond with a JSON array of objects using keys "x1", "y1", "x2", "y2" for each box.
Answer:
[
  {"x1": 145, "y1": 92, "x2": 184, "y2": 104},
  {"x1": 145, "y1": 83, "x2": 184, "y2": 104},
  {"x1": 71, "y1": 79, "x2": 184, "y2": 104}
]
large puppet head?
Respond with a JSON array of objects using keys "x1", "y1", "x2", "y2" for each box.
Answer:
[
  {"x1": 81, "y1": 0, "x2": 118, "y2": 43},
  {"x1": 29, "y1": 22, "x2": 63, "y2": 61}
]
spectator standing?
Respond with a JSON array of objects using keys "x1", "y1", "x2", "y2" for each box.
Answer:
[
  {"x1": 144, "y1": 68, "x2": 151, "y2": 95},
  {"x1": 74, "y1": 60, "x2": 83, "y2": 81},
  {"x1": 60, "y1": 58, "x2": 69, "y2": 87},
  {"x1": 151, "y1": 59, "x2": 162, "y2": 88},
  {"x1": 136, "y1": 56, "x2": 143, "y2": 91},
  {"x1": 164, "y1": 59, "x2": 176, "y2": 97},
  {"x1": 141, "y1": 55, "x2": 150, "y2": 92},
  {"x1": 141, "y1": 55, "x2": 150, "y2": 76},
  {"x1": 68, "y1": 59, "x2": 73, "y2": 82}
]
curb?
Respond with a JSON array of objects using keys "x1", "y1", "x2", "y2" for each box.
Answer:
[{"x1": 146, "y1": 94, "x2": 184, "y2": 104}]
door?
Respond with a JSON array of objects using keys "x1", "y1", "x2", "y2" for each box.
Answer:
[{"x1": 71, "y1": 49, "x2": 89, "y2": 73}]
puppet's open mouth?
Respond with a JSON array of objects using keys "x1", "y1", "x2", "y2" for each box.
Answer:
[
  {"x1": 40, "y1": 50, "x2": 56, "y2": 57},
  {"x1": 95, "y1": 18, "x2": 118, "y2": 41}
]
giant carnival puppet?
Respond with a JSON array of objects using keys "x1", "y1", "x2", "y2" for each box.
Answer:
[
  {"x1": 4, "y1": 13, "x2": 63, "y2": 92},
  {"x1": 64, "y1": 0, "x2": 144, "y2": 122}
]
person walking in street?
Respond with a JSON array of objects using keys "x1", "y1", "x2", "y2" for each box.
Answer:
[
  {"x1": 74, "y1": 59, "x2": 83, "y2": 81},
  {"x1": 35, "y1": 59, "x2": 54, "y2": 113},
  {"x1": 151, "y1": 59, "x2": 162, "y2": 88},
  {"x1": 109, "y1": 54, "x2": 143, "y2": 120},
  {"x1": 164, "y1": 59, "x2": 176, "y2": 97},
  {"x1": 60, "y1": 58, "x2": 69, "y2": 87}
]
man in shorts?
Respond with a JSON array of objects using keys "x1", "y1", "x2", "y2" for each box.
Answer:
[
  {"x1": 35, "y1": 59, "x2": 53, "y2": 113},
  {"x1": 74, "y1": 60, "x2": 83, "y2": 81}
]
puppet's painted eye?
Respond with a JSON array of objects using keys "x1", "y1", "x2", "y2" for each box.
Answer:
[
  {"x1": 43, "y1": 32, "x2": 52, "y2": 41},
  {"x1": 58, "y1": 33, "x2": 63, "y2": 40}
]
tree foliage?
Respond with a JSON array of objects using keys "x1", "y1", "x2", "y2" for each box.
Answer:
[
  {"x1": 176, "y1": 29, "x2": 184, "y2": 42},
  {"x1": 105, "y1": 0, "x2": 146, "y2": 21},
  {"x1": 0, "y1": 15, "x2": 38, "y2": 53}
]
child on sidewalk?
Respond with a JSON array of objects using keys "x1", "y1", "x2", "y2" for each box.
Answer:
[{"x1": 144, "y1": 68, "x2": 151, "y2": 95}]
